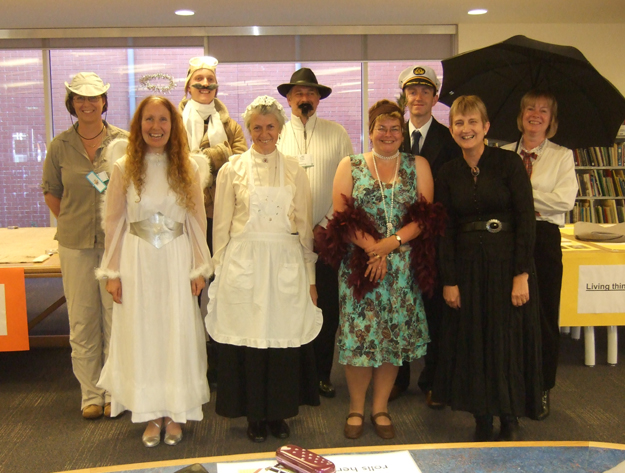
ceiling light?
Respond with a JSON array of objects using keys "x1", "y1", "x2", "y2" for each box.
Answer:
[
  {"x1": 175, "y1": 9, "x2": 195, "y2": 16},
  {"x1": 468, "y1": 9, "x2": 488, "y2": 15}
]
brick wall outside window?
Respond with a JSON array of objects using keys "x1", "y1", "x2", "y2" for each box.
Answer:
[{"x1": 0, "y1": 49, "x2": 448, "y2": 228}]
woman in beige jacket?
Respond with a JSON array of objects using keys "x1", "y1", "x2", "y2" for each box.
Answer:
[{"x1": 178, "y1": 56, "x2": 247, "y2": 221}]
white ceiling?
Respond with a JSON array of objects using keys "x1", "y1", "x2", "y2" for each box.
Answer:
[{"x1": 2, "y1": 0, "x2": 624, "y2": 30}]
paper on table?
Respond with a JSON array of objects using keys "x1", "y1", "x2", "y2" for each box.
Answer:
[{"x1": 217, "y1": 450, "x2": 422, "y2": 473}]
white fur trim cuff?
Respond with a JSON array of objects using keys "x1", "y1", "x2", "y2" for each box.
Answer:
[
  {"x1": 190, "y1": 263, "x2": 214, "y2": 280},
  {"x1": 95, "y1": 268, "x2": 121, "y2": 280}
]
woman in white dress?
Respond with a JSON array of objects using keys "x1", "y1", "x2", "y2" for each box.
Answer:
[
  {"x1": 96, "y1": 96, "x2": 213, "y2": 447},
  {"x1": 205, "y1": 96, "x2": 322, "y2": 443}
]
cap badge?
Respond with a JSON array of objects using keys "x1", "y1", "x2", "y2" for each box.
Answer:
[{"x1": 413, "y1": 66, "x2": 426, "y2": 76}]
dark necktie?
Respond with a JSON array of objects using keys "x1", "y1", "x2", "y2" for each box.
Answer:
[
  {"x1": 411, "y1": 130, "x2": 422, "y2": 156},
  {"x1": 520, "y1": 150, "x2": 537, "y2": 177}
]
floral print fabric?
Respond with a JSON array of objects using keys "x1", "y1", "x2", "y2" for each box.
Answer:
[{"x1": 337, "y1": 153, "x2": 429, "y2": 367}]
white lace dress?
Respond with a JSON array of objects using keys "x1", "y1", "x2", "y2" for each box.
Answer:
[{"x1": 96, "y1": 152, "x2": 213, "y2": 423}]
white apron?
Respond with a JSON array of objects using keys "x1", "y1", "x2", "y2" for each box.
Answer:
[{"x1": 206, "y1": 153, "x2": 322, "y2": 349}]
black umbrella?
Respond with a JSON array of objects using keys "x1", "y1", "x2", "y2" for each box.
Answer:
[{"x1": 439, "y1": 35, "x2": 625, "y2": 149}]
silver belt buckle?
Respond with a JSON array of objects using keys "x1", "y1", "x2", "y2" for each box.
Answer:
[{"x1": 486, "y1": 219, "x2": 502, "y2": 233}]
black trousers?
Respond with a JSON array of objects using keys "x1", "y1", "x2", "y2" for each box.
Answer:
[
  {"x1": 313, "y1": 259, "x2": 340, "y2": 383},
  {"x1": 534, "y1": 221, "x2": 563, "y2": 390},
  {"x1": 395, "y1": 288, "x2": 444, "y2": 392}
]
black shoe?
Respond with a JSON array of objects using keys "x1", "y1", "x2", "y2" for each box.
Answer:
[
  {"x1": 319, "y1": 380, "x2": 336, "y2": 398},
  {"x1": 246, "y1": 421, "x2": 267, "y2": 443},
  {"x1": 532, "y1": 390, "x2": 550, "y2": 421},
  {"x1": 498, "y1": 415, "x2": 520, "y2": 441},
  {"x1": 268, "y1": 419, "x2": 290, "y2": 439},
  {"x1": 474, "y1": 415, "x2": 494, "y2": 442}
]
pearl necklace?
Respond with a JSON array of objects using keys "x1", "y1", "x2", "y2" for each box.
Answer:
[
  {"x1": 371, "y1": 153, "x2": 400, "y2": 237},
  {"x1": 373, "y1": 150, "x2": 400, "y2": 161}
]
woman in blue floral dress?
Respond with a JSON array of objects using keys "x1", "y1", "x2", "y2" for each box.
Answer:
[{"x1": 320, "y1": 100, "x2": 444, "y2": 440}]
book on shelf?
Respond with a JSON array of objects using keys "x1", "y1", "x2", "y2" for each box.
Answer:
[
  {"x1": 575, "y1": 169, "x2": 625, "y2": 198},
  {"x1": 573, "y1": 143, "x2": 625, "y2": 167}
]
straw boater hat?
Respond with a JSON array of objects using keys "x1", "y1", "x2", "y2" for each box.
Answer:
[
  {"x1": 398, "y1": 65, "x2": 441, "y2": 93},
  {"x1": 184, "y1": 56, "x2": 219, "y2": 94},
  {"x1": 65, "y1": 72, "x2": 110, "y2": 96},
  {"x1": 277, "y1": 68, "x2": 332, "y2": 99}
]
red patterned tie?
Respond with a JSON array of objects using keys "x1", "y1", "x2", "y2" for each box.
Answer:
[{"x1": 520, "y1": 150, "x2": 537, "y2": 177}]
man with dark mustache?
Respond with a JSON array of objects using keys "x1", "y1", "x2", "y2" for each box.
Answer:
[
  {"x1": 179, "y1": 56, "x2": 248, "y2": 229},
  {"x1": 277, "y1": 68, "x2": 354, "y2": 399}
]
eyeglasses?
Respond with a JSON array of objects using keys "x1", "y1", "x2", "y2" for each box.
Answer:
[
  {"x1": 73, "y1": 96, "x2": 101, "y2": 104},
  {"x1": 375, "y1": 126, "x2": 402, "y2": 134}
]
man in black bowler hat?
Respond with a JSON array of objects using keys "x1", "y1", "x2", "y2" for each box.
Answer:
[
  {"x1": 277, "y1": 68, "x2": 354, "y2": 399},
  {"x1": 391, "y1": 64, "x2": 462, "y2": 406}
]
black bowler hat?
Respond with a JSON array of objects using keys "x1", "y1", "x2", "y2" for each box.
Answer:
[{"x1": 277, "y1": 68, "x2": 332, "y2": 99}]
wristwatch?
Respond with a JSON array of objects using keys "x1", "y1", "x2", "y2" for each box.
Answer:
[{"x1": 394, "y1": 234, "x2": 402, "y2": 245}]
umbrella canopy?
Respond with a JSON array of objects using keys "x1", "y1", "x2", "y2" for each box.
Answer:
[{"x1": 439, "y1": 35, "x2": 625, "y2": 149}]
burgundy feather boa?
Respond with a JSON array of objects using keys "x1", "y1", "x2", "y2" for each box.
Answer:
[{"x1": 316, "y1": 194, "x2": 446, "y2": 300}]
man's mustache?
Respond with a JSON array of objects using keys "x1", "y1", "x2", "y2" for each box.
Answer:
[
  {"x1": 191, "y1": 83, "x2": 219, "y2": 91},
  {"x1": 298, "y1": 102, "x2": 313, "y2": 116}
]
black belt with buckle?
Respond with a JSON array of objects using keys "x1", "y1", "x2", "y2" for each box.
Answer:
[{"x1": 460, "y1": 219, "x2": 512, "y2": 234}]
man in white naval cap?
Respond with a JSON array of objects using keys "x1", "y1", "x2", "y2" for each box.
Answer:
[{"x1": 392, "y1": 64, "x2": 461, "y2": 406}]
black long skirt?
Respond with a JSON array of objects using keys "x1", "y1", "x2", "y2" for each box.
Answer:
[
  {"x1": 215, "y1": 342, "x2": 320, "y2": 422},
  {"x1": 432, "y1": 255, "x2": 543, "y2": 418}
]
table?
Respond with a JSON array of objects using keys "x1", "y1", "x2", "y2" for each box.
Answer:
[
  {"x1": 0, "y1": 227, "x2": 66, "y2": 348},
  {"x1": 560, "y1": 225, "x2": 625, "y2": 366},
  {"x1": 51, "y1": 441, "x2": 625, "y2": 473}
]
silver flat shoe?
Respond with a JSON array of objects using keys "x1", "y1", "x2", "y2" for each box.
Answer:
[
  {"x1": 142, "y1": 419, "x2": 162, "y2": 447},
  {"x1": 164, "y1": 419, "x2": 183, "y2": 446}
]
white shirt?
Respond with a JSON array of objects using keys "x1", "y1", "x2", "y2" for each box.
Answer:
[
  {"x1": 408, "y1": 116, "x2": 434, "y2": 153},
  {"x1": 278, "y1": 113, "x2": 354, "y2": 227},
  {"x1": 212, "y1": 149, "x2": 316, "y2": 282},
  {"x1": 503, "y1": 139, "x2": 578, "y2": 227}
]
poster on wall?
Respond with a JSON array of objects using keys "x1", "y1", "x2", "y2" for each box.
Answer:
[
  {"x1": 0, "y1": 268, "x2": 29, "y2": 352},
  {"x1": 578, "y1": 265, "x2": 625, "y2": 314}
]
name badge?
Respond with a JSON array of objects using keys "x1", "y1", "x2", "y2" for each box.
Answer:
[
  {"x1": 297, "y1": 153, "x2": 314, "y2": 168},
  {"x1": 86, "y1": 171, "x2": 107, "y2": 193},
  {"x1": 97, "y1": 171, "x2": 109, "y2": 184}
]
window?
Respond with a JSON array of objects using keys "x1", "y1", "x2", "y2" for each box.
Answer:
[
  {"x1": 0, "y1": 45, "x2": 447, "y2": 228},
  {"x1": 0, "y1": 51, "x2": 47, "y2": 227}
]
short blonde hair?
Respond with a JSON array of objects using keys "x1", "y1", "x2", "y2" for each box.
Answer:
[
  {"x1": 517, "y1": 90, "x2": 558, "y2": 139},
  {"x1": 449, "y1": 95, "x2": 489, "y2": 125}
]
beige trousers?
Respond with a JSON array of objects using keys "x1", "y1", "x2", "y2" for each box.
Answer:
[{"x1": 58, "y1": 245, "x2": 113, "y2": 409}]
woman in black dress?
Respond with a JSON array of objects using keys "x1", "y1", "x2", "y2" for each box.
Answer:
[{"x1": 432, "y1": 95, "x2": 542, "y2": 441}]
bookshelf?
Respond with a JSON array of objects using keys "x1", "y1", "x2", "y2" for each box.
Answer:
[{"x1": 569, "y1": 141, "x2": 625, "y2": 223}]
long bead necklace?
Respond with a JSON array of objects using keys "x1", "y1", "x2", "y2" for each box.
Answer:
[{"x1": 371, "y1": 153, "x2": 400, "y2": 237}]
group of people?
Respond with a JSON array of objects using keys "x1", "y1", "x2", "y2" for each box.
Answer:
[{"x1": 41, "y1": 58, "x2": 577, "y2": 447}]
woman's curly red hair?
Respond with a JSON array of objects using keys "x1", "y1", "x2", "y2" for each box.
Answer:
[{"x1": 125, "y1": 95, "x2": 195, "y2": 211}]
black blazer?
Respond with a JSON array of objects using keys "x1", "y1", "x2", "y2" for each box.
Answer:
[{"x1": 401, "y1": 117, "x2": 462, "y2": 180}]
